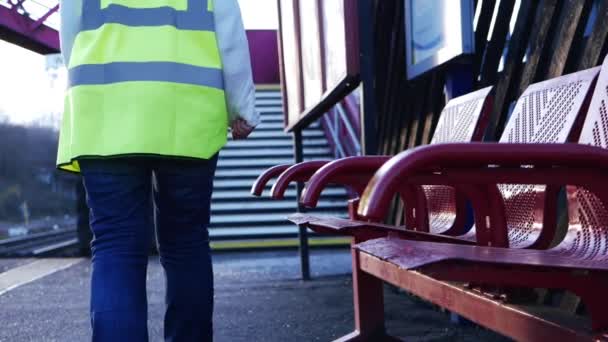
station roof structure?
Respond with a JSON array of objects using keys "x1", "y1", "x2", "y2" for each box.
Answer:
[{"x1": 0, "y1": 0, "x2": 59, "y2": 53}]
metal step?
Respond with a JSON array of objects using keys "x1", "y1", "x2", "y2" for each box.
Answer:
[
  {"x1": 225, "y1": 138, "x2": 328, "y2": 149},
  {"x1": 245, "y1": 130, "x2": 324, "y2": 140},
  {"x1": 209, "y1": 194, "x2": 347, "y2": 205},
  {"x1": 255, "y1": 121, "x2": 320, "y2": 131},
  {"x1": 260, "y1": 110, "x2": 285, "y2": 122},
  {"x1": 216, "y1": 158, "x2": 312, "y2": 169},
  {"x1": 256, "y1": 100, "x2": 283, "y2": 107},
  {"x1": 258, "y1": 109, "x2": 283, "y2": 115},
  {"x1": 255, "y1": 122, "x2": 284, "y2": 130},
  {"x1": 260, "y1": 116, "x2": 284, "y2": 124},
  {"x1": 255, "y1": 97, "x2": 282, "y2": 103},
  {"x1": 255, "y1": 92, "x2": 282, "y2": 99},
  {"x1": 210, "y1": 211, "x2": 346, "y2": 227},
  {"x1": 256, "y1": 99, "x2": 284, "y2": 107},
  {"x1": 219, "y1": 148, "x2": 331, "y2": 160},
  {"x1": 213, "y1": 178, "x2": 291, "y2": 190},
  {"x1": 201, "y1": 90, "x2": 347, "y2": 242},
  {"x1": 210, "y1": 200, "x2": 345, "y2": 214},
  {"x1": 215, "y1": 168, "x2": 285, "y2": 179},
  {"x1": 208, "y1": 226, "x2": 335, "y2": 240},
  {"x1": 211, "y1": 188, "x2": 346, "y2": 201},
  {"x1": 255, "y1": 96, "x2": 282, "y2": 102},
  {"x1": 209, "y1": 226, "x2": 300, "y2": 240},
  {"x1": 213, "y1": 179, "x2": 343, "y2": 191},
  {"x1": 218, "y1": 164, "x2": 350, "y2": 179},
  {"x1": 257, "y1": 107, "x2": 284, "y2": 113}
]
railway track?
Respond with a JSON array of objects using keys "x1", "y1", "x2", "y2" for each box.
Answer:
[{"x1": 0, "y1": 229, "x2": 78, "y2": 257}]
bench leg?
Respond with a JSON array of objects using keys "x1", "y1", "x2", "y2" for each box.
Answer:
[
  {"x1": 575, "y1": 278, "x2": 608, "y2": 332},
  {"x1": 335, "y1": 240, "x2": 400, "y2": 342}
]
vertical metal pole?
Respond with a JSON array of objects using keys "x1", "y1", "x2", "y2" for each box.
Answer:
[
  {"x1": 294, "y1": 129, "x2": 311, "y2": 280},
  {"x1": 445, "y1": 65, "x2": 474, "y2": 326},
  {"x1": 358, "y1": 0, "x2": 378, "y2": 156}
]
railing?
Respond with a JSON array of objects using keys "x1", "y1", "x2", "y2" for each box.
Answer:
[
  {"x1": 0, "y1": 0, "x2": 59, "y2": 53},
  {"x1": 321, "y1": 93, "x2": 362, "y2": 158}
]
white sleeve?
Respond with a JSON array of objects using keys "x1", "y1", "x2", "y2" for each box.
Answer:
[
  {"x1": 214, "y1": 0, "x2": 261, "y2": 127},
  {"x1": 58, "y1": 0, "x2": 82, "y2": 67}
]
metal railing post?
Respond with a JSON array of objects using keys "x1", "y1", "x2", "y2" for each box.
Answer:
[{"x1": 293, "y1": 129, "x2": 311, "y2": 280}]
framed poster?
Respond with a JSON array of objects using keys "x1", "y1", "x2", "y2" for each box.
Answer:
[
  {"x1": 279, "y1": 0, "x2": 361, "y2": 131},
  {"x1": 405, "y1": 0, "x2": 475, "y2": 80},
  {"x1": 277, "y1": 0, "x2": 304, "y2": 128},
  {"x1": 298, "y1": 0, "x2": 325, "y2": 110},
  {"x1": 321, "y1": 0, "x2": 359, "y2": 93}
]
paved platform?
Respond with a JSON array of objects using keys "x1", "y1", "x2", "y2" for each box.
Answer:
[
  {"x1": 0, "y1": 249, "x2": 507, "y2": 341},
  {"x1": 0, "y1": 259, "x2": 33, "y2": 274}
]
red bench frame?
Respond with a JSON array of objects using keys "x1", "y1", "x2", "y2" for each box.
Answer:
[
  {"x1": 335, "y1": 61, "x2": 608, "y2": 340},
  {"x1": 350, "y1": 143, "x2": 608, "y2": 341},
  {"x1": 286, "y1": 64, "x2": 601, "y2": 250},
  {"x1": 251, "y1": 58, "x2": 608, "y2": 340},
  {"x1": 252, "y1": 86, "x2": 495, "y2": 234}
]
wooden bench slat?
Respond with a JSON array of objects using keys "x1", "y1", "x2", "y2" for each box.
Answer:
[
  {"x1": 356, "y1": 238, "x2": 608, "y2": 272},
  {"x1": 358, "y1": 251, "x2": 597, "y2": 342}
]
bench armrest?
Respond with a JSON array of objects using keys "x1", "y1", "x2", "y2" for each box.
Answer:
[
  {"x1": 301, "y1": 156, "x2": 391, "y2": 208},
  {"x1": 251, "y1": 164, "x2": 292, "y2": 197},
  {"x1": 270, "y1": 160, "x2": 332, "y2": 199},
  {"x1": 358, "y1": 142, "x2": 608, "y2": 221}
]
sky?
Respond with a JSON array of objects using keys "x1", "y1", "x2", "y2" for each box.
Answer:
[{"x1": 0, "y1": 0, "x2": 278, "y2": 127}]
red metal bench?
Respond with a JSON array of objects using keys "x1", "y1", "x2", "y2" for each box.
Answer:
[
  {"x1": 253, "y1": 60, "x2": 606, "y2": 340},
  {"x1": 251, "y1": 86, "x2": 495, "y2": 233},
  {"x1": 331, "y1": 62, "x2": 608, "y2": 340},
  {"x1": 293, "y1": 65, "x2": 600, "y2": 250}
]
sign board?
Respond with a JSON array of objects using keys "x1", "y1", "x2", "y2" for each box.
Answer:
[
  {"x1": 321, "y1": 0, "x2": 359, "y2": 95},
  {"x1": 278, "y1": 0, "x2": 360, "y2": 132},
  {"x1": 299, "y1": 0, "x2": 324, "y2": 110},
  {"x1": 278, "y1": 0, "x2": 304, "y2": 128},
  {"x1": 405, "y1": 0, "x2": 475, "y2": 80}
]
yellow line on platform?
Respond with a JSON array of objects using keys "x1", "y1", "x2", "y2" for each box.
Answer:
[
  {"x1": 0, "y1": 258, "x2": 84, "y2": 296},
  {"x1": 211, "y1": 237, "x2": 350, "y2": 250},
  {"x1": 255, "y1": 84, "x2": 281, "y2": 90}
]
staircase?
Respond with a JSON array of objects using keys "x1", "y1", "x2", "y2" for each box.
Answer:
[{"x1": 209, "y1": 89, "x2": 348, "y2": 243}]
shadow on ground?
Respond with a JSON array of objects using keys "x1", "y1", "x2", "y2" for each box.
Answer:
[{"x1": 0, "y1": 249, "x2": 509, "y2": 341}]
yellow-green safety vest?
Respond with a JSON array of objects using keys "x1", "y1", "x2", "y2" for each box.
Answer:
[{"x1": 57, "y1": 0, "x2": 229, "y2": 172}]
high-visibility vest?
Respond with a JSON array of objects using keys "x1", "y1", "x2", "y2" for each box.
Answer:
[{"x1": 57, "y1": 0, "x2": 228, "y2": 172}]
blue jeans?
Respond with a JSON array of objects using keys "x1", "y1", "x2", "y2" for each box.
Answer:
[{"x1": 80, "y1": 156, "x2": 218, "y2": 342}]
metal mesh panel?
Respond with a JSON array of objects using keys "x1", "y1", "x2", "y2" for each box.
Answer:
[
  {"x1": 497, "y1": 80, "x2": 586, "y2": 248},
  {"x1": 431, "y1": 99, "x2": 481, "y2": 144},
  {"x1": 559, "y1": 80, "x2": 608, "y2": 260},
  {"x1": 561, "y1": 188, "x2": 608, "y2": 261},
  {"x1": 421, "y1": 89, "x2": 490, "y2": 233},
  {"x1": 423, "y1": 186, "x2": 457, "y2": 234}
]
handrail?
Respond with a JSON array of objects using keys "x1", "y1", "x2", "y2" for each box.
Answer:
[
  {"x1": 336, "y1": 105, "x2": 360, "y2": 150},
  {"x1": 321, "y1": 94, "x2": 362, "y2": 158}
]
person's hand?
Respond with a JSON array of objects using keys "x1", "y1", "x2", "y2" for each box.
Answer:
[{"x1": 231, "y1": 119, "x2": 255, "y2": 140}]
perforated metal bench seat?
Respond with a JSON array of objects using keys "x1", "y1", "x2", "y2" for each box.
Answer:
[
  {"x1": 297, "y1": 62, "x2": 603, "y2": 251},
  {"x1": 341, "y1": 58, "x2": 608, "y2": 341},
  {"x1": 252, "y1": 86, "x2": 495, "y2": 236}
]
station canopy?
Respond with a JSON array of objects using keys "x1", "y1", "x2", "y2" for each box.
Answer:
[{"x1": 0, "y1": 0, "x2": 59, "y2": 29}]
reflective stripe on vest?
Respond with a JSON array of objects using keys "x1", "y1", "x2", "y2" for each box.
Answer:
[
  {"x1": 82, "y1": 0, "x2": 215, "y2": 31},
  {"x1": 68, "y1": 62, "x2": 224, "y2": 89},
  {"x1": 57, "y1": 0, "x2": 228, "y2": 172},
  {"x1": 69, "y1": 0, "x2": 223, "y2": 89}
]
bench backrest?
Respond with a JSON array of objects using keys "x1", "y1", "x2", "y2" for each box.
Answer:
[
  {"x1": 421, "y1": 86, "x2": 493, "y2": 233},
  {"x1": 562, "y1": 58, "x2": 608, "y2": 260},
  {"x1": 497, "y1": 66, "x2": 601, "y2": 248}
]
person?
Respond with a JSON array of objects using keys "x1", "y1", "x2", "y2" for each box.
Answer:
[{"x1": 57, "y1": 1, "x2": 259, "y2": 341}]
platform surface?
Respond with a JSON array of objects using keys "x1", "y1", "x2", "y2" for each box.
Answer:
[{"x1": 0, "y1": 249, "x2": 507, "y2": 341}]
